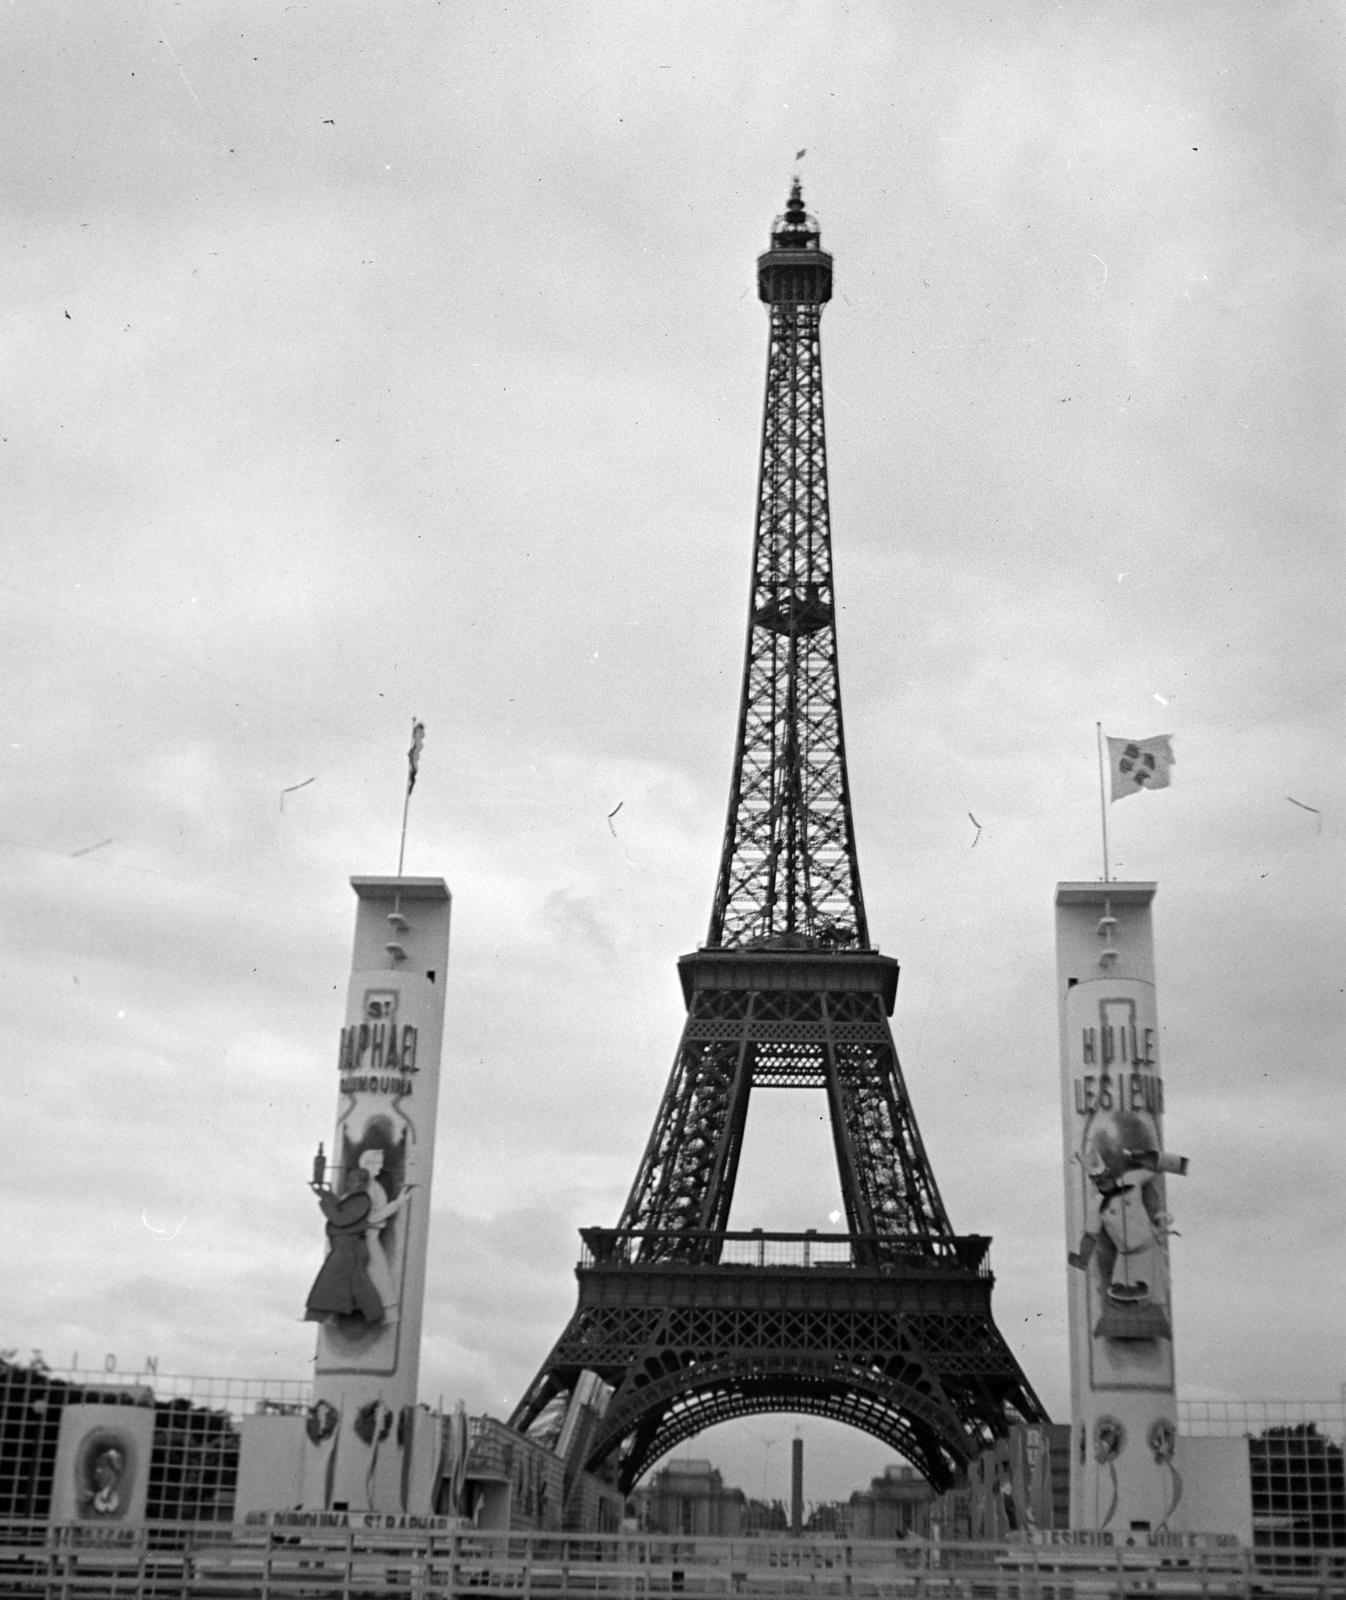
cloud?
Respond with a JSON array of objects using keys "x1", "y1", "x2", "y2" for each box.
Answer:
[
  {"x1": 539, "y1": 887, "x2": 617, "y2": 958},
  {"x1": 2, "y1": 0, "x2": 1341, "y2": 1503}
]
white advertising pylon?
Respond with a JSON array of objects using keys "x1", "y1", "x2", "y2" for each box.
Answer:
[
  {"x1": 303, "y1": 875, "x2": 451, "y2": 1513},
  {"x1": 1055, "y1": 882, "x2": 1187, "y2": 1536}
]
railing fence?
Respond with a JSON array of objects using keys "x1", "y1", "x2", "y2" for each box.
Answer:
[{"x1": 2, "y1": 1521, "x2": 1343, "y2": 1599}]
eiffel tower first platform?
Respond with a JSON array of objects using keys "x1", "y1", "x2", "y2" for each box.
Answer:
[{"x1": 510, "y1": 182, "x2": 1047, "y2": 1499}]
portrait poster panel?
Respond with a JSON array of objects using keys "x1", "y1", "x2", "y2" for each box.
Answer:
[
  {"x1": 1063, "y1": 978, "x2": 1177, "y2": 1393},
  {"x1": 311, "y1": 977, "x2": 436, "y2": 1379},
  {"x1": 50, "y1": 1404, "x2": 154, "y2": 1525}
]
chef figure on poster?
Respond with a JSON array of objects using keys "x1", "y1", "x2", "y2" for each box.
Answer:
[
  {"x1": 305, "y1": 1132, "x2": 414, "y2": 1327},
  {"x1": 1073, "y1": 1106, "x2": 1186, "y2": 1341},
  {"x1": 305, "y1": 1158, "x2": 381, "y2": 1324}
]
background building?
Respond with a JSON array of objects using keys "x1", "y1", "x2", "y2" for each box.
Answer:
[
  {"x1": 0, "y1": 1358, "x2": 303, "y2": 1524},
  {"x1": 628, "y1": 1458, "x2": 746, "y2": 1536},
  {"x1": 848, "y1": 1464, "x2": 934, "y2": 1540}
]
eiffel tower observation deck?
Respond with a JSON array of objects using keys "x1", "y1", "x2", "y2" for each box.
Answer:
[{"x1": 511, "y1": 182, "x2": 1047, "y2": 1503}]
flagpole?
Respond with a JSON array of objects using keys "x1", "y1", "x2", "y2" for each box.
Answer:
[
  {"x1": 397, "y1": 781, "x2": 412, "y2": 879},
  {"x1": 1096, "y1": 721, "x2": 1111, "y2": 883}
]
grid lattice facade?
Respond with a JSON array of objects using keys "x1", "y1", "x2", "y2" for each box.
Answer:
[
  {"x1": 1249, "y1": 1426, "x2": 1346, "y2": 1549},
  {"x1": 0, "y1": 1362, "x2": 308, "y2": 1522}
]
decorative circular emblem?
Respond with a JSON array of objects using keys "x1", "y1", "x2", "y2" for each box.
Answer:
[
  {"x1": 353, "y1": 1398, "x2": 392, "y2": 1444},
  {"x1": 1148, "y1": 1416, "x2": 1177, "y2": 1463},
  {"x1": 306, "y1": 1400, "x2": 338, "y2": 1445},
  {"x1": 1093, "y1": 1415, "x2": 1126, "y2": 1463}
]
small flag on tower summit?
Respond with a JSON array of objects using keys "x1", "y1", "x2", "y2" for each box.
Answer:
[
  {"x1": 1106, "y1": 734, "x2": 1174, "y2": 801},
  {"x1": 407, "y1": 719, "x2": 425, "y2": 794}
]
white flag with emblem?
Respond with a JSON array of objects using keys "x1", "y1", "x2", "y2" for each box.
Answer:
[{"x1": 1106, "y1": 734, "x2": 1174, "y2": 800}]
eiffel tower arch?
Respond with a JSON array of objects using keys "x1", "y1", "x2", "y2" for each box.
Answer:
[{"x1": 511, "y1": 183, "x2": 1046, "y2": 1500}]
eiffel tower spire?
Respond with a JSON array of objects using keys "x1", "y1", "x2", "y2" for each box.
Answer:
[
  {"x1": 711, "y1": 179, "x2": 867, "y2": 953},
  {"x1": 510, "y1": 186, "x2": 1045, "y2": 1502}
]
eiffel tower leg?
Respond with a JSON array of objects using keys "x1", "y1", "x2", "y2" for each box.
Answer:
[
  {"x1": 820, "y1": 992, "x2": 952, "y2": 1244},
  {"x1": 619, "y1": 1002, "x2": 754, "y2": 1240},
  {"x1": 511, "y1": 1368, "x2": 565, "y2": 1440}
]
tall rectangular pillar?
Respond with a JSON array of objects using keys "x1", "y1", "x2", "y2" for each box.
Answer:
[
  {"x1": 1055, "y1": 882, "x2": 1186, "y2": 1535},
  {"x1": 303, "y1": 875, "x2": 451, "y2": 1512}
]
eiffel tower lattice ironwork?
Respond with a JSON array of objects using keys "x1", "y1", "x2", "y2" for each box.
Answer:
[{"x1": 510, "y1": 182, "x2": 1047, "y2": 1499}]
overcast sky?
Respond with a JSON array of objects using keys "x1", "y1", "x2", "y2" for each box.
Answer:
[{"x1": 3, "y1": 2, "x2": 1342, "y2": 1505}]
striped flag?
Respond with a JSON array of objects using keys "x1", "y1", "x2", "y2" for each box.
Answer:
[{"x1": 1106, "y1": 734, "x2": 1174, "y2": 801}]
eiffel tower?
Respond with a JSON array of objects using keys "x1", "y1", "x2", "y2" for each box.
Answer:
[{"x1": 511, "y1": 182, "x2": 1047, "y2": 1499}]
